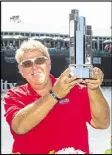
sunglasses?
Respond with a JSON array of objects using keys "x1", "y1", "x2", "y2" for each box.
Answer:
[{"x1": 20, "y1": 56, "x2": 48, "y2": 68}]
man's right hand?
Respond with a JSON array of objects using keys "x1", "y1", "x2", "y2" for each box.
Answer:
[{"x1": 52, "y1": 68, "x2": 83, "y2": 99}]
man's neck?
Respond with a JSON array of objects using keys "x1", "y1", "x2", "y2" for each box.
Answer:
[{"x1": 32, "y1": 78, "x2": 52, "y2": 96}]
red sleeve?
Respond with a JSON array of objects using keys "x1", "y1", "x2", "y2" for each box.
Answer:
[
  {"x1": 82, "y1": 87, "x2": 92, "y2": 124},
  {"x1": 3, "y1": 89, "x2": 25, "y2": 126}
]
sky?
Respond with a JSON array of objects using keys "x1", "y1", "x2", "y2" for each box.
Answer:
[{"x1": 1, "y1": 2, "x2": 111, "y2": 36}]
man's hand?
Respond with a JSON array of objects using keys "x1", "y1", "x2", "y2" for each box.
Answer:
[
  {"x1": 82, "y1": 67, "x2": 104, "y2": 90},
  {"x1": 52, "y1": 68, "x2": 83, "y2": 99}
]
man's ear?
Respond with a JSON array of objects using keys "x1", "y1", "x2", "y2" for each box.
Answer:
[
  {"x1": 48, "y1": 59, "x2": 51, "y2": 71},
  {"x1": 48, "y1": 59, "x2": 51, "y2": 65}
]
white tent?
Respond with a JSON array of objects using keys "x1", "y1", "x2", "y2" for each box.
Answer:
[
  {"x1": 53, "y1": 37, "x2": 64, "y2": 41},
  {"x1": 64, "y1": 38, "x2": 70, "y2": 42},
  {"x1": 29, "y1": 36, "x2": 40, "y2": 40},
  {"x1": 103, "y1": 39, "x2": 112, "y2": 44},
  {"x1": 92, "y1": 38, "x2": 97, "y2": 42},
  {"x1": 13, "y1": 35, "x2": 28, "y2": 40},
  {"x1": 2, "y1": 35, "x2": 14, "y2": 40},
  {"x1": 39, "y1": 36, "x2": 53, "y2": 40}
]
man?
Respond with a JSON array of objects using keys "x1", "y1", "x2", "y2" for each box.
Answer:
[{"x1": 3, "y1": 40, "x2": 110, "y2": 154}]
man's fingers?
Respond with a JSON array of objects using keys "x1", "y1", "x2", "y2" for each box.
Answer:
[
  {"x1": 61, "y1": 68, "x2": 71, "y2": 77},
  {"x1": 85, "y1": 79, "x2": 100, "y2": 84},
  {"x1": 93, "y1": 67, "x2": 99, "y2": 72},
  {"x1": 67, "y1": 75, "x2": 78, "y2": 83},
  {"x1": 68, "y1": 79, "x2": 83, "y2": 87},
  {"x1": 86, "y1": 83, "x2": 99, "y2": 89},
  {"x1": 93, "y1": 67, "x2": 104, "y2": 79}
]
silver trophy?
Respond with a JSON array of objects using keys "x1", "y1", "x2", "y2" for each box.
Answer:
[{"x1": 69, "y1": 9, "x2": 94, "y2": 79}]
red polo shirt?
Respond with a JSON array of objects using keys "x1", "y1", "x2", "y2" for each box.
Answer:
[{"x1": 3, "y1": 74, "x2": 92, "y2": 154}]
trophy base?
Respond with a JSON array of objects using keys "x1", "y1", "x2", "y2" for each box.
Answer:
[{"x1": 69, "y1": 64, "x2": 94, "y2": 79}]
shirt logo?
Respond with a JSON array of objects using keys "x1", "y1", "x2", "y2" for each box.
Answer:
[{"x1": 58, "y1": 98, "x2": 70, "y2": 104}]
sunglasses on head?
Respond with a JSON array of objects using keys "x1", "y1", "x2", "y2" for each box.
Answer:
[{"x1": 20, "y1": 56, "x2": 48, "y2": 68}]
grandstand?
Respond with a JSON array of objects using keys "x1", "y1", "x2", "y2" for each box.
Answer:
[
  {"x1": 1, "y1": 31, "x2": 112, "y2": 91},
  {"x1": 1, "y1": 31, "x2": 112, "y2": 53}
]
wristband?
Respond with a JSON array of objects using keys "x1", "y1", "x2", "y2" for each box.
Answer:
[{"x1": 49, "y1": 89, "x2": 60, "y2": 101}]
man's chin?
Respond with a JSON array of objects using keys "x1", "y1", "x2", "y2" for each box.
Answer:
[
  {"x1": 34, "y1": 78, "x2": 45, "y2": 85},
  {"x1": 29, "y1": 75, "x2": 47, "y2": 85}
]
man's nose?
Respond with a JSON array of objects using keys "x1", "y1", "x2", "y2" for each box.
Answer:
[{"x1": 32, "y1": 62, "x2": 38, "y2": 69}]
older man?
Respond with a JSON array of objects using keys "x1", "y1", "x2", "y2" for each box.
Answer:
[{"x1": 3, "y1": 40, "x2": 110, "y2": 154}]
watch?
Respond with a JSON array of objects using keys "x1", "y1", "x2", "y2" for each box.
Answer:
[{"x1": 49, "y1": 89, "x2": 60, "y2": 101}]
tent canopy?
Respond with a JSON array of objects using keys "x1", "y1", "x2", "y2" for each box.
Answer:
[
  {"x1": 53, "y1": 37, "x2": 64, "y2": 41},
  {"x1": 103, "y1": 39, "x2": 112, "y2": 44}
]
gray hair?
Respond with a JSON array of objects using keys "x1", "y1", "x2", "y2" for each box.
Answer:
[{"x1": 15, "y1": 40, "x2": 50, "y2": 63}]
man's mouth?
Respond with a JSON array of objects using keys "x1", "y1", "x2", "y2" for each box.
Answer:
[{"x1": 32, "y1": 73, "x2": 42, "y2": 76}]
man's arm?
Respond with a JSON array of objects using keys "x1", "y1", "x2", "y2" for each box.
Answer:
[
  {"x1": 11, "y1": 92, "x2": 57, "y2": 135},
  {"x1": 84, "y1": 67, "x2": 110, "y2": 129},
  {"x1": 88, "y1": 87, "x2": 110, "y2": 129}
]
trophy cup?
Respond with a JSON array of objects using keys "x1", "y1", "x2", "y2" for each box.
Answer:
[{"x1": 69, "y1": 9, "x2": 94, "y2": 79}]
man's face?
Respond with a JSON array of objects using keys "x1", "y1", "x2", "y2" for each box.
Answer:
[{"x1": 18, "y1": 51, "x2": 51, "y2": 87}]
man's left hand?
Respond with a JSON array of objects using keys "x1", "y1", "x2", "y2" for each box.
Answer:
[{"x1": 82, "y1": 67, "x2": 104, "y2": 90}]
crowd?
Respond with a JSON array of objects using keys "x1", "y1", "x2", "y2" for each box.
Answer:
[
  {"x1": 1, "y1": 41, "x2": 69, "y2": 57},
  {"x1": 104, "y1": 44, "x2": 112, "y2": 52},
  {"x1": 1, "y1": 40, "x2": 111, "y2": 58}
]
